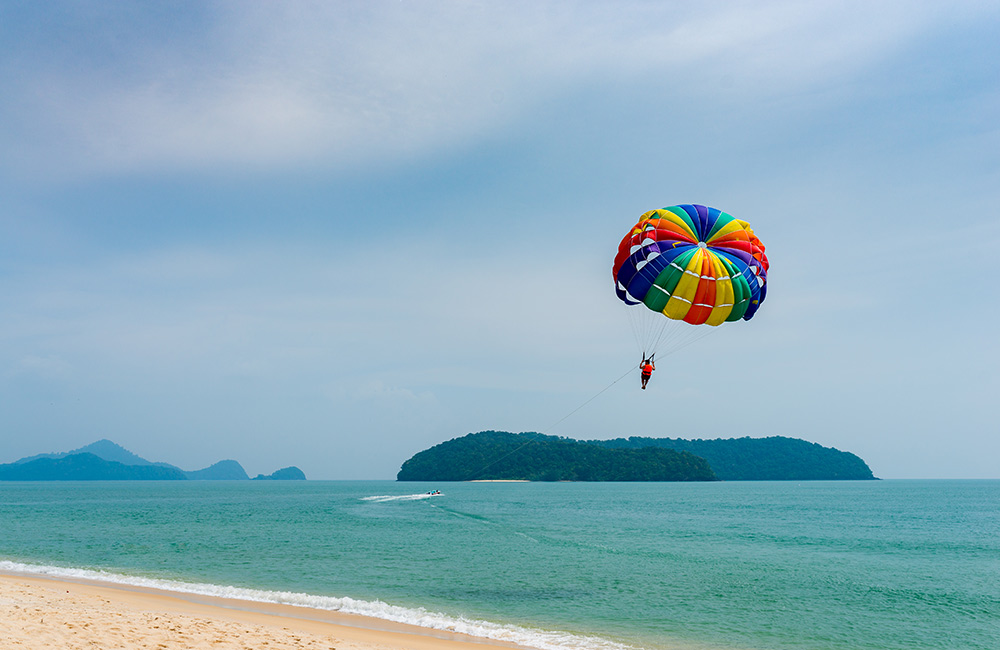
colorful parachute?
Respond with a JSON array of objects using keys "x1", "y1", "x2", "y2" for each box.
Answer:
[{"x1": 613, "y1": 204, "x2": 769, "y2": 353}]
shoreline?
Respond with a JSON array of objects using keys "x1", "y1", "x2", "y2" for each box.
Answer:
[{"x1": 0, "y1": 570, "x2": 534, "y2": 650}]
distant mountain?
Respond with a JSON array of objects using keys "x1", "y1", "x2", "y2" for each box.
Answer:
[
  {"x1": 2, "y1": 440, "x2": 305, "y2": 481},
  {"x1": 0, "y1": 453, "x2": 187, "y2": 481},
  {"x1": 185, "y1": 460, "x2": 250, "y2": 480},
  {"x1": 397, "y1": 431, "x2": 716, "y2": 482},
  {"x1": 586, "y1": 436, "x2": 876, "y2": 481},
  {"x1": 251, "y1": 466, "x2": 306, "y2": 480},
  {"x1": 15, "y1": 439, "x2": 153, "y2": 466}
]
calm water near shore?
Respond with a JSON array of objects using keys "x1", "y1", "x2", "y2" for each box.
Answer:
[{"x1": 1, "y1": 480, "x2": 997, "y2": 650}]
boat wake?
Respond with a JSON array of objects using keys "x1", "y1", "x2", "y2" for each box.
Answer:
[{"x1": 360, "y1": 492, "x2": 442, "y2": 502}]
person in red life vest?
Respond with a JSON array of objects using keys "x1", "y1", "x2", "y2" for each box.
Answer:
[{"x1": 640, "y1": 357, "x2": 655, "y2": 390}]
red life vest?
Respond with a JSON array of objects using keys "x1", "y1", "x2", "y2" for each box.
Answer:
[{"x1": 642, "y1": 363, "x2": 653, "y2": 375}]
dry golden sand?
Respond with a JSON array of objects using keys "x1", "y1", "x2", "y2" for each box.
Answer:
[{"x1": 0, "y1": 573, "x2": 525, "y2": 650}]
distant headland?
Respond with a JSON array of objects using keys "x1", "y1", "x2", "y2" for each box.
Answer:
[
  {"x1": 397, "y1": 431, "x2": 876, "y2": 482},
  {"x1": 0, "y1": 439, "x2": 305, "y2": 481}
]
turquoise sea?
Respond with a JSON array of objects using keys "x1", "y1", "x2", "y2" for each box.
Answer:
[{"x1": 1, "y1": 480, "x2": 997, "y2": 650}]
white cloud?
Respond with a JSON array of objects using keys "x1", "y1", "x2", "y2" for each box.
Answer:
[
  {"x1": 0, "y1": 239, "x2": 615, "y2": 391},
  {"x1": 2, "y1": 0, "x2": 983, "y2": 181},
  {"x1": 2, "y1": 1, "x2": 998, "y2": 478},
  {"x1": 349, "y1": 380, "x2": 436, "y2": 405},
  {"x1": 11, "y1": 354, "x2": 74, "y2": 381}
]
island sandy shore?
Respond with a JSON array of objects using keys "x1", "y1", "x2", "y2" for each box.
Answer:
[{"x1": 0, "y1": 572, "x2": 529, "y2": 650}]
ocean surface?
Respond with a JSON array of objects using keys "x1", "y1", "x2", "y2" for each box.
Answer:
[{"x1": 1, "y1": 480, "x2": 997, "y2": 650}]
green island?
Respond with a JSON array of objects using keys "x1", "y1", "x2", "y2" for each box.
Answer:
[
  {"x1": 587, "y1": 436, "x2": 875, "y2": 481},
  {"x1": 398, "y1": 431, "x2": 716, "y2": 482},
  {"x1": 397, "y1": 431, "x2": 876, "y2": 482}
]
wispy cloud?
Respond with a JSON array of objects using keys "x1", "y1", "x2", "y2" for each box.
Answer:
[
  {"x1": 2, "y1": 0, "x2": 980, "y2": 181},
  {"x1": 1, "y1": 1, "x2": 997, "y2": 478}
]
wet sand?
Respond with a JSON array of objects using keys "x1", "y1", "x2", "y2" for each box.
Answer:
[{"x1": 0, "y1": 572, "x2": 527, "y2": 650}]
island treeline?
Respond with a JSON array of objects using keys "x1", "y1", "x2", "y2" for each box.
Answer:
[
  {"x1": 398, "y1": 431, "x2": 876, "y2": 482},
  {"x1": 397, "y1": 431, "x2": 717, "y2": 482},
  {"x1": 588, "y1": 436, "x2": 875, "y2": 480}
]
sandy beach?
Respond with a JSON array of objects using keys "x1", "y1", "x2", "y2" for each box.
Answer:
[{"x1": 0, "y1": 572, "x2": 524, "y2": 650}]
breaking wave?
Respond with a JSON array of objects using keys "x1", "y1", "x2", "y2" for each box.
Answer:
[{"x1": 0, "y1": 560, "x2": 633, "y2": 650}]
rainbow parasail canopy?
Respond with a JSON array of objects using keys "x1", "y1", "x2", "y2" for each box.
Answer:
[{"x1": 613, "y1": 204, "x2": 769, "y2": 328}]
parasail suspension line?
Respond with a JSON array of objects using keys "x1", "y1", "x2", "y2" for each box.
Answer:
[
  {"x1": 544, "y1": 364, "x2": 637, "y2": 433},
  {"x1": 461, "y1": 364, "x2": 637, "y2": 481}
]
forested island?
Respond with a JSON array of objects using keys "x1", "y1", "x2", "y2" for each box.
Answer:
[
  {"x1": 398, "y1": 431, "x2": 716, "y2": 481},
  {"x1": 398, "y1": 431, "x2": 876, "y2": 482},
  {"x1": 588, "y1": 436, "x2": 875, "y2": 480},
  {"x1": 0, "y1": 439, "x2": 305, "y2": 481}
]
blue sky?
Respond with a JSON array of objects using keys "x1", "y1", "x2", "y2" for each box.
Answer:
[{"x1": 2, "y1": 1, "x2": 997, "y2": 479}]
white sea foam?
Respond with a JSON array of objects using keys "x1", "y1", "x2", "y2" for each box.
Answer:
[
  {"x1": 361, "y1": 493, "x2": 443, "y2": 502},
  {"x1": 0, "y1": 560, "x2": 633, "y2": 650}
]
